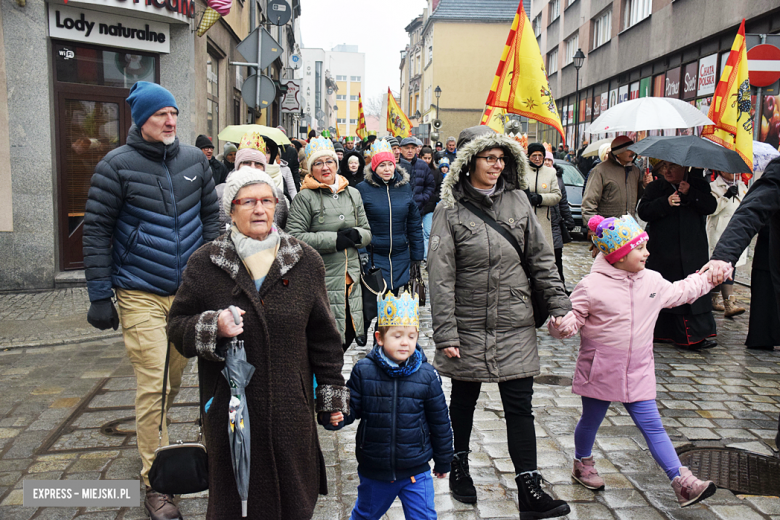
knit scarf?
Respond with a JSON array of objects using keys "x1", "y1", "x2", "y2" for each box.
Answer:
[
  {"x1": 230, "y1": 224, "x2": 280, "y2": 290},
  {"x1": 373, "y1": 345, "x2": 422, "y2": 378},
  {"x1": 264, "y1": 163, "x2": 285, "y2": 190}
]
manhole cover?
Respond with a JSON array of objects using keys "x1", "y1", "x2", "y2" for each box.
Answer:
[
  {"x1": 534, "y1": 375, "x2": 572, "y2": 386},
  {"x1": 678, "y1": 448, "x2": 780, "y2": 496}
]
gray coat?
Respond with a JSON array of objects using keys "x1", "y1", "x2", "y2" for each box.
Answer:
[{"x1": 428, "y1": 132, "x2": 571, "y2": 383}]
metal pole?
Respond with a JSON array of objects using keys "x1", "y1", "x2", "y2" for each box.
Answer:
[
  {"x1": 255, "y1": 26, "x2": 262, "y2": 120},
  {"x1": 574, "y1": 69, "x2": 580, "y2": 151},
  {"x1": 753, "y1": 34, "x2": 767, "y2": 142}
]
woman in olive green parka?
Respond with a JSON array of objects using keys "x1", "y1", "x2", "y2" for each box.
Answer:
[{"x1": 287, "y1": 137, "x2": 372, "y2": 349}]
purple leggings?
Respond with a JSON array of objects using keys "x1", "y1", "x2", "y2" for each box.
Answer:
[{"x1": 574, "y1": 396, "x2": 682, "y2": 481}]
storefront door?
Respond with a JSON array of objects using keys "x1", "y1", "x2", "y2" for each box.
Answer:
[{"x1": 52, "y1": 41, "x2": 158, "y2": 270}]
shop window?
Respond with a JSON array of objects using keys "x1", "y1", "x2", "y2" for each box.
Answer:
[
  {"x1": 206, "y1": 51, "x2": 220, "y2": 139},
  {"x1": 592, "y1": 10, "x2": 612, "y2": 49},
  {"x1": 548, "y1": 47, "x2": 558, "y2": 75},
  {"x1": 623, "y1": 0, "x2": 651, "y2": 30},
  {"x1": 565, "y1": 33, "x2": 579, "y2": 65},
  {"x1": 53, "y1": 41, "x2": 157, "y2": 87}
]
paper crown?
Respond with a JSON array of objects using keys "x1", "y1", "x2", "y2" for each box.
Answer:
[
  {"x1": 589, "y1": 214, "x2": 649, "y2": 264},
  {"x1": 363, "y1": 148, "x2": 373, "y2": 158},
  {"x1": 439, "y1": 157, "x2": 450, "y2": 165},
  {"x1": 344, "y1": 136, "x2": 355, "y2": 142},
  {"x1": 377, "y1": 290, "x2": 419, "y2": 328},
  {"x1": 238, "y1": 131, "x2": 267, "y2": 154},
  {"x1": 305, "y1": 136, "x2": 336, "y2": 163},
  {"x1": 321, "y1": 130, "x2": 332, "y2": 138},
  {"x1": 370, "y1": 139, "x2": 393, "y2": 157}
]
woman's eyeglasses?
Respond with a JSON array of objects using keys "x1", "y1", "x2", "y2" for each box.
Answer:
[
  {"x1": 313, "y1": 159, "x2": 337, "y2": 169},
  {"x1": 232, "y1": 197, "x2": 278, "y2": 209},
  {"x1": 475, "y1": 155, "x2": 506, "y2": 165}
]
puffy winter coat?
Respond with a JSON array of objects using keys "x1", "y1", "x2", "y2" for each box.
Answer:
[
  {"x1": 526, "y1": 163, "x2": 562, "y2": 249},
  {"x1": 549, "y1": 254, "x2": 717, "y2": 402},
  {"x1": 398, "y1": 156, "x2": 436, "y2": 214},
  {"x1": 208, "y1": 156, "x2": 228, "y2": 185},
  {"x1": 356, "y1": 166, "x2": 424, "y2": 291},
  {"x1": 340, "y1": 150, "x2": 366, "y2": 188},
  {"x1": 83, "y1": 125, "x2": 220, "y2": 302},
  {"x1": 581, "y1": 155, "x2": 644, "y2": 225},
  {"x1": 428, "y1": 132, "x2": 571, "y2": 383},
  {"x1": 287, "y1": 174, "x2": 372, "y2": 343},
  {"x1": 707, "y1": 175, "x2": 748, "y2": 266},
  {"x1": 332, "y1": 346, "x2": 453, "y2": 481}
]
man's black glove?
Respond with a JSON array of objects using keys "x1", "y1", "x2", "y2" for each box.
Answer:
[
  {"x1": 336, "y1": 228, "x2": 362, "y2": 251},
  {"x1": 87, "y1": 298, "x2": 119, "y2": 331},
  {"x1": 725, "y1": 185, "x2": 739, "y2": 199}
]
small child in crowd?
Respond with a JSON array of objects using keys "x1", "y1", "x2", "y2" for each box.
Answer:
[
  {"x1": 322, "y1": 291, "x2": 453, "y2": 520},
  {"x1": 550, "y1": 214, "x2": 731, "y2": 507}
]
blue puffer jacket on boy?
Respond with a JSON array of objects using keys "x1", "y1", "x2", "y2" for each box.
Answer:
[{"x1": 326, "y1": 345, "x2": 453, "y2": 481}]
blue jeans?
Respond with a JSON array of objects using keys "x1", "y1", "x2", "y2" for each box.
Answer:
[
  {"x1": 350, "y1": 470, "x2": 437, "y2": 520},
  {"x1": 422, "y1": 212, "x2": 433, "y2": 259}
]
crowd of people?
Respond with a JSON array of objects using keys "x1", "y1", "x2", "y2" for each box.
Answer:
[{"x1": 81, "y1": 82, "x2": 778, "y2": 520}]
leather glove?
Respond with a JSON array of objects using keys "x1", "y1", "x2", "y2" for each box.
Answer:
[
  {"x1": 724, "y1": 185, "x2": 739, "y2": 199},
  {"x1": 526, "y1": 191, "x2": 543, "y2": 207},
  {"x1": 336, "y1": 228, "x2": 361, "y2": 251},
  {"x1": 87, "y1": 298, "x2": 119, "y2": 331}
]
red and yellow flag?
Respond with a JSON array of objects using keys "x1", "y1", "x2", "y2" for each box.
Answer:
[
  {"x1": 356, "y1": 93, "x2": 368, "y2": 140},
  {"x1": 485, "y1": 1, "x2": 564, "y2": 143},
  {"x1": 387, "y1": 88, "x2": 413, "y2": 138},
  {"x1": 702, "y1": 19, "x2": 753, "y2": 172},
  {"x1": 480, "y1": 106, "x2": 506, "y2": 133}
]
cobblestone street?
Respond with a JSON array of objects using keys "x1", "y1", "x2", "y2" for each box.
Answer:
[{"x1": 0, "y1": 242, "x2": 778, "y2": 519}]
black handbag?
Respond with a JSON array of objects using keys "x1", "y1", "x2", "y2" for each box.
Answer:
[
  {"x1": 408, "y1": 261, "x2": 426, "y2": 306},
  {"x1": 358, "y1": 247, "x2": 387, "y2": 345},
  {"x1": 460, "y1": 199, "x2": 550, "y2": 328},
  {"x1": 148, "y1": 346, "x2": 209, "y2": 495}
]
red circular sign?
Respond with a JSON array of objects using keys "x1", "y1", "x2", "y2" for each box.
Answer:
[{"x1": 748, "y1": 44, "x2": 780, "y2": 87}]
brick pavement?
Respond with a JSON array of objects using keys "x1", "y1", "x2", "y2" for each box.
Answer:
[{"x1": 0, "y1": 242, "x2": 777, "y2": 520}]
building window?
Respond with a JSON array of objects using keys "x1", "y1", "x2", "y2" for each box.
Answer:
[
  {"x1": 547, "y1": 47, "x2": 558, "y2": 74},
  {"x1": 349, "y1": 119, "x2": 357, "y2": 124},
  {"x1": 350, "y1": 75, "x2": 361, "y2": 81},
  {"x1": 566, "y1": 0, "x2": 577, "y2": 6},
  {"x1": 592, "y1": 10, "x2": 612, "y2": 49},
  {"x1": 336, "y1": 75, "x2": 347, "y2": 81},
  {"x1": 623, "y1": 0, "x2": 651, "y2": 30},
  {"x1": 533, "y1": 14, "x2": 542, "y2": 37},
  {"x1": 206, "y1": 51, "x2": 219, "y2": 139},
  {"x1": 337, "y1": 118, "x2": 346, "y2": 124},
  {"x1": 549, "y1": 0, "x2": 560, "y2": 22},
  {"x1": 348, "y1": 95, "x2": 357, "y2": 101},
  {"x1": 336, "y1": 94, "x2": 346, "y2": 100},
  {"x1": 427, "y1": 45, "x2": 433, "y2": 64},
  {"x1": 565, "y1": 33, "x2": 579, "y2": 65}
]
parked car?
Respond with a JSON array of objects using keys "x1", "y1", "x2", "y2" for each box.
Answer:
[{"x1": 554, "y1": 159, "x2": 585, "y2": 239}]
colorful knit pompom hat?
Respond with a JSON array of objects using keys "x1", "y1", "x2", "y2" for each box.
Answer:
[{"x1": 588, "y1": 214, "x2": 649, "y2": 264}]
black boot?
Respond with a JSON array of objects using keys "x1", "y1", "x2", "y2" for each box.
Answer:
[
  {"x1": 449, "y1": 451, "x2": 477, "y2": 503},
  {"x1": 516, "y1": 471, "x2": 570, "y2": 519}
]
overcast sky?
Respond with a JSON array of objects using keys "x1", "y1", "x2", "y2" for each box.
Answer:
[{"x1": 298, "y1": 0, "x2": 427, "y2": 104}]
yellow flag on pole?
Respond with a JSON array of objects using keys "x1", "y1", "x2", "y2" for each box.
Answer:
[
  {"x1": 356, "y1": 93, "x2": 368, "y2": 140},
  {"x1": 701, "y1": 19, "x2": 753, "y2": 172},
  {"x1": 480, "y1": 106, "x2": 506, "y2": 133},
  {"x1": 387, "y1": 88, "x2": 413, "y2": 138},
  {"x1": 485, "y1": 1, "x2": 564, "y2": 143}
]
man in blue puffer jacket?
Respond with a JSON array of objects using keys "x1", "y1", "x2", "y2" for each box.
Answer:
[
  {"x1": 82, "y1": 82, "x2": 219, "y2": 520},
  {"x1": 322, "y1": 291, "x2": 453, "y2": 519},
  {"x1": 398, "y1": 136, "x2": 436, "y2": 217}
]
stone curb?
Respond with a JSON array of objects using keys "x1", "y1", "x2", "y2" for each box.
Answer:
[{"x1": 0, "y1": 329, "x2": 123, "y2": 350}]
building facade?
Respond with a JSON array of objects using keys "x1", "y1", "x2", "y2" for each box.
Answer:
[
  {"x1": 0, "y1": 0, "x2": 301, "y2": 291},
  {"x1": 532, "y1": 0, "x2": 780, "y2": 148}
]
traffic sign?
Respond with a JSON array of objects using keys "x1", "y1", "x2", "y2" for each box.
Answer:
[
  {"x1": 241, "y1": 74, "x2": 277, "y2": 109},
  {"x1": 267, "y1": 0, "x2": 291, "y2": 26},
  {"x1": 289, "y1": 53, "x2": 302, "y2": 70},
  {"x1": 748, "y1": 44, "x2": 780, "y2": 87},
  {"x1": 236, "y1": 27, "x2": 283, "y2": 68}
]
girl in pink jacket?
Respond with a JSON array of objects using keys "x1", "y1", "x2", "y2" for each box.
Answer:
[{"x1": 549, "y1": 214, "x2": 731, "y2": 508}]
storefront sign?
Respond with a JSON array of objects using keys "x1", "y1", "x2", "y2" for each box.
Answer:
[
  {"x1": 653, "y1": 74, "x2": 665, "y2": 97},
  {"x1": 600, "y1": 92, "x2": 608, "y2": 113},
  {"x1": 639, "y1": 77, "x2": 651, "y2": 97},
  {"x1": 665, "y1": 67, "x2": 681, "y2": 97},
  {"x1": 49, "y1": 5, "x2": 170, "y2": 53},
  {"x1": 697, "y1": 54, "x2": 718, "y2": 96},
  {"x1": 609, "y1": 88, "x2": 618, "y2": 107},
  {"x1": 55, "y1": 0, "x2": 194, "y2": 24},
  {"x1": 682, "y1": 62, "x2": 698, "y2": 100},
  {"x1": 281, "y1": 79, "x2": 301, "y2": 113},
  {"x1": 629, "y1": 82, "x2": 640, "y2": 100},
  {"x1": 618, "y1": 85, "x2": 628, "y2": 103}
]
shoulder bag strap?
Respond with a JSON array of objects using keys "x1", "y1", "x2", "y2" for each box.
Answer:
[
  {"x1": 158, "y1": 344, "x2": 205, "y2": 446},
  {"x1": 460, "y1": 199, "x2": 534, "y2": 284}
]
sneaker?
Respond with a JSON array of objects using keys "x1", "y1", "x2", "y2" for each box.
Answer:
[
  {"x1": 571, "y1": 456, "x2": 605, "y2": 490},
  {"x1": 144, "y1": 486, "x2": 183, "y2": 520},
  {"x1": 516, "y1": 471, "x2": 570, "y2": 519},
  {"x1": 671, "y1": 467, "x2": 716, "y2": 507},
  {"x1": 449, "y1": 451, "x2": 477, "y2": 504}
]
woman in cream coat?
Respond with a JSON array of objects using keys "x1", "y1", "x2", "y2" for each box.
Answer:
[{"x1": 525, "y1": 142, "x2": 562, "y2": 249}]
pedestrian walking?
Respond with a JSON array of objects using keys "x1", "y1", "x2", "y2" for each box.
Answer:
[
  {"x1": 421, "y1": 150, "x2": 444, "y2": 259},
  {"x1": 550, "y1": 214, "x2": 722, "y2": 508},
  {"x1": 442, "y1": 136, "x2": 457, "y2": 163},
  {"x1": 428, "y1": 126, "x2": 571, "y2": 519},
  {"x1": 167, "y1": 166, "x2": 349, "y2": 520},
  {"x1": 707, "y1": 170, "x2": 748, "y2": 317},
  {"x1": 356, "y1": 139, "x2": 423, "y2": 293},
  {"x1": 547, "y1": 153, "x2": 575, "y2": 288},
  {"x1": 398, "y1": 136, "x2": 436, "y2": 224},
  {"x1": 638, "y1": 162, "x2": 717, "y2": 349},
  {"x1": 83, "y1": 81, "x2": 220, "y2": 520},
  {"x1": 321, "y1": 291, "x2": 453, "y2": 520},
  {"x1": 525, "y1": 143, "x2": 562, "y2": 249},
  {"x1": 222, "y1": 142, "x2": 237, "y2": 173},
  {"x1": 287, "y1": 137, "x2": 372, "y2": 350},
  {"x1": 196, "y1": 134, "x2": 228, "y2": 185}
]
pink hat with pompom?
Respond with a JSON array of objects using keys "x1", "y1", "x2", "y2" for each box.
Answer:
[{"x1": 589, "y1": 214, "x2": 648, "y2": 264}]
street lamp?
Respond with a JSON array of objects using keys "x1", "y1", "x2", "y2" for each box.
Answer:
[
  {"x1": 434, "y1": 85, "x2": 442, "y2": 117},
  {"x1": 573, "y1": 48, "x2": 586, "y2": 151}
]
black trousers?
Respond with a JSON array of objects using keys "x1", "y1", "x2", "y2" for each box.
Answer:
[
  {"x1": 343, "y1": 297, "x2": 356, "y2": 352},
  {"x1": 554, "y1": 247, "x2": 565, "y2": 286},
  {"x1": 449, "y1": 377, "x2": 536, "y2": 473}
]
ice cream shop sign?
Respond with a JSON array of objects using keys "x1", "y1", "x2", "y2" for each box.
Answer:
[{"x1": 49, "y1": 0, "x2": 195, "y2": 24}]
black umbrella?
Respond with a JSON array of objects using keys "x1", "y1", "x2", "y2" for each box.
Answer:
[{"x1": 628, "y1": 136, "x2": 751, "y2": 173}]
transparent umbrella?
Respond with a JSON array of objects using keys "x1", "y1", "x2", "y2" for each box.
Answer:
[{"x1": 223, "y1": 306, "x2": 255, "y2": 517}]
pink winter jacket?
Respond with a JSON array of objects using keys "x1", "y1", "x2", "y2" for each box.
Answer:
[{"x1": 548, "y1": 254, "x2": 723, "y2": 403}]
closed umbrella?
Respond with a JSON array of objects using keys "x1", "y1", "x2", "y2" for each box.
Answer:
[
  {"x1": 219, "y1": 124, "x2": 292, "y2": 146},
  {"x1": 223, "y1": 306, "x2": 255, "y2": 517},
  {"x1": 586, "y1": 97, "x2": 714, "y2": 135},
  {"x1": 581, "y1": 138, "x2": 612, "y2": 157},
  {"x1": 628, "y1": 136, "x2": 751, "y2": 173}
]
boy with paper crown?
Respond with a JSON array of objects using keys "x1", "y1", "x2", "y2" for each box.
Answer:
[
  {"x1": 322, "y1": 291, "x2": 453, "y2": 520},
  {"x1": 549, "y1": 214, "x2": 731, "y2": 507}
]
